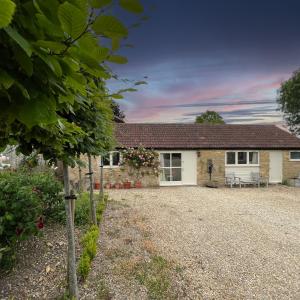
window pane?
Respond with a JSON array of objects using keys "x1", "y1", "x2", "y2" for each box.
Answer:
[
  {"x1": 238, "y1": 152, "x2": 247, "y2": 164},
  {"x1": 103, "y1": 154, "x2": 110, "y2": 166},
  {"x1": 290, "y1": 151, "x2": 300, "y2": 160},
  {"x1": 172, "y1": 153, "x2": 181, "y2": 167},
  {"x1": 112, "y1": 152, "x2": 120, "y2": 166},
  {"x1": 226, "y1": 152, "x2": 235, "y2": 164},
  {"x1": 160, "y1": 153, "x2": 170, "y2": 167},
  {"x1": 172, "y1": 168, "x2": 182, "y2": 181},
  {"x1": 160, "y1": 168, "x2": 171, "y2": 181},
  {"x1": 249, "y1": 152, "x2": 258, "y2": 164}
]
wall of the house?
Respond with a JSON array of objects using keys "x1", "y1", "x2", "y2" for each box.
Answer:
[
  {"x1": 68, "y1": 155, "x2": 158, "y2": 189},
  {"x1": 282, "y1": 150, "x2": 300, "y2": 180},
  {"x1": 64, "y1": 150, "x2": 300, "y2": 189},
  {"x1": 197, "y1": 150, "x2": 225, "y2": 185}
]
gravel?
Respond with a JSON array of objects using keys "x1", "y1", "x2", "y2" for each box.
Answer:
[
  {"x1": 107, "y1": 186, "x2": 300, "y2": 299},
  {"x1": 1, "y1": 186, "x2": 299, "y2": 299},
  {"x1": 0, "y1": 224, "x2": 83, "y2": 300}
]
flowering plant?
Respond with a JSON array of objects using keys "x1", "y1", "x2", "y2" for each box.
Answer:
[{"x1": 121, "y1": 146, "x2": 160, "y2": 181}]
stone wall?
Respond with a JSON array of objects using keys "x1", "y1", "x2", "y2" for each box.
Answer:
[
  {"x1": 259, "y1": 151, "x2": 269, "y2": 179},
  {"x1": 68, "y1": 155, "x2": 159, "y2": 189},
  {"x1": 282, "y1": 150, "x2": 300, "y2": 180},
  {"x1": 197, "y1": 150, "x2": 225, "y2": 186}
]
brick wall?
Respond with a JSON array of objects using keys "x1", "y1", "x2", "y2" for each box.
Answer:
[
  {"x1": 197, "y1": 150, "x2": 225, "y2": 186},
  {"x1": 282, "y1": 150, "x2": 300, "y2": 180},
  {"x1": 68, "y1": 155, "x2": 159, "y2": 189},
  {"x1": 259, "y1": 151, "x2": 269, "y2": 179}
]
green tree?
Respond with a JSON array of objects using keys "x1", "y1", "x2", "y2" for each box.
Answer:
[
  {"x1": 195, "y1": 111, "x2": 225, "y2": 124},
  {"x1": 111, "y1": 101, "x2": 125, "y2": 122},
  {"x1": 278, "y1": 69, "x2": 300, "y2": 135},
  {"x1": 0, "y1": 0, "x2": 144, "y2": 297}
]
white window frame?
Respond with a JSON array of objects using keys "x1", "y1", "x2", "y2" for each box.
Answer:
[
  {"x1": 102, "y1": 151, "x2": 121, "y2": 168},
  {"x1": 289, "y1": 151, "x2": 300, "y2": 161},
  {"x1": 225, "y1": 151, "x2": 260, "y2": 166},
  {"x1": 159, "y1": 152, "x2": 182, "y2": 183}
]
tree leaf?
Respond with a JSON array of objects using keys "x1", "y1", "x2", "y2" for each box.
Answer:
[
  {"x1": 13, "y1": 46, "x2": 33, "y2": 76},
  {"x1": 92, "y1": 15, "x2": 128, "y2": 38},
  {"x1": 17, "y1": 96, "x2": 57, "y2": 128},
  {"x1": 108, "y1": 55, "x2": 128, "y2": 64},
  {"x1": 58, "y1": 2, "x2": 87, "y2": 38},
  {"x1": 38, "y1": 54, "x2": 62, "y2": 77},
  {"x1": 4, "y1": 27, "x2": 32, "y2": 57},
  {"x1": 0, "y1": 0, "x2": 16, "y2": 29},
  {"x1": 35, "y1": 40, "x2": 66, "y2": 52},
  {"x1": 111, "y1": 37, "x2": 120, "y2": 51},
  {"x1": 0, "y1": 69, "x2": 14, "y2": 89},
  {"x1": 89, "y1": 0, "x2": 112, "y2": 8},
  {"x1": 119, "y1": 0, "x2": 143, "y2": 14},
  {"x1": 111, "y1": 94, "x2": 123, "y2": 99},
  {"x1": 36, "y1": 13, "x2": 64, "y2": 38},
  {"x1": 134, "y1": 80, "x2": 147, "y2": 85}
]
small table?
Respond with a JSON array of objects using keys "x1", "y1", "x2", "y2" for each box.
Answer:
[{"x1": 240, "y1": 180, "x2": 258, "y2": 188}]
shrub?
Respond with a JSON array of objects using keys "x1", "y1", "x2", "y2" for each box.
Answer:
[
  {"x1": 74, "y1": 193, "x2": 91, "y2": 226},
  {"x1": 78, "y1": 225, "x2": 99, "y2": 280},
  {"x1": 77, "y1": 250, "x2": 91, "y2": 281},
  {"x1": 77, "y1": 197, "x2": 107, "y2": 281},
  {"x1": 0, "y1": 170, "x2": 63, "y2": 268},
  {"x1": 121, "y1": 147, "x2": 160, "y2": 181},
  {"x1": 0, "y1": 172, "x2": 43, "y2": 268},
  {"x1": 81, "y1": 225, "x2": 99, "y2": 259}
]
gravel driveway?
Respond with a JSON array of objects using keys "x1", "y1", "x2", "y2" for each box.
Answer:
[{"x1": 106, "y1": 186, "x2": 300, "y2": 299}]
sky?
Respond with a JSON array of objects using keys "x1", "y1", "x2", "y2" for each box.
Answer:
[{"x1": 109, "y1": 0, "x2": 300, "y2": 124}]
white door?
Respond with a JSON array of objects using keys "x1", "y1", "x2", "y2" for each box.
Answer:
[
  {"x1": 159, "y1": 151, "x2": 197, "y2": 186},
  {"x1": 269, "y1": 151, "x2": 283, "y2": 183}
]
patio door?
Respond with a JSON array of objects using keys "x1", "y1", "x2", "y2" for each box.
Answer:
[{"x1": 160, "y1": 153, "x2": 182, "y2": 185}]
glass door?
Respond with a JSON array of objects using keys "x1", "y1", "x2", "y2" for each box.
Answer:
[{"x1": 160, "y1": 153, "x2": 182, "y2": 183}]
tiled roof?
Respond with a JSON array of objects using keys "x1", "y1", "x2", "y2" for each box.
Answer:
[{"x1": 115, "y1": 123, "x2": 300, "y2": 149}]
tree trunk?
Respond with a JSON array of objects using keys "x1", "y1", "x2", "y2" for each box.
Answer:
[
  {"x1": 88, "y1": 154, "x2": 97, "y2": 224},
  {"x1": 78, "y1": 166, "x2": 82, "y2": 194},
  {"x1": 63, "y1": 162, "x2": 79, "y2": 299},
  {"x1": 99, "y1": 156, "x2": 104, "y2": 198}
]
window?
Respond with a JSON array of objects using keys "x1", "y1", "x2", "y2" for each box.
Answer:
[
  {"x1": 102, "y1": 151, "x2": 120, "y2": 167},
  {"x1": 226, "y1": 151, "x2": 259, "y2": 166},
  {"x1": 160, "y1": 153, "x2": 182, "y2": 182},
  {"x1": 249, "y1": 151, "x2": 258, "y2": 164},
  {"x1": 226, "y1": 152, "x2": 236, "y2": 165},
  {"x1": 290, "y1": 151, "x2": 300, "y2": 161},
  {"x1": 238, "y1": 152, "x2": 247, "y2": 164}
]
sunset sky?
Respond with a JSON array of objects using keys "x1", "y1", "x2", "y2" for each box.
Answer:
[{"x1": 109, "y1": 0, "x2": 300, "y2": 124}]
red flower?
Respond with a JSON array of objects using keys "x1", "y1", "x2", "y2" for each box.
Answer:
[
  {"x1": 37, "y1": 217, "x2": 44, "y2": 229},
  {"x1": 16, "y1": 227, "x2": 23, "y2": 236}
]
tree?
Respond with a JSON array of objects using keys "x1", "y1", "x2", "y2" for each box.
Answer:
[
  {"x1": 111, "y1": 101, "x2": 125, "y2": 122},
  {"x1": 278, "y1": 69, "x2": 300, "y2": 135},
  {"x1": 0, "y1": 0, "x2": 144, "y2": 297},
  {"x1": 195, "y1": 111, "x2": 225, "y2": 124}
]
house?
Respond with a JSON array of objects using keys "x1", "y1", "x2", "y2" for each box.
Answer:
[{"x1": 69, "y1": 123, "x2": 300, "y2": 187}]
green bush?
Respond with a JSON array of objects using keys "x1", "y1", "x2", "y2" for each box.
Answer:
[
  {"x1": 77, "y1": 250, "x2": 91, "y2": 281},
  {"x1": 74, "y1": 193, "x2": 90, "y2": 226},
  {"x1": 78, "y1": 225, "x2": 100, "y2": 280},
  {"x1": 0, "y1": 170, "x2": 63, "y2": 269},
  {"x1": 96, "y1": 194, "x2": 108, "y2": 223}
]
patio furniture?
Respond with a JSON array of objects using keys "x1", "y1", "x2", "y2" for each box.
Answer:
[
  {"x1": 225, "y1": 173, "x2": 241, "y2": 188},
  {"x1": 250, "y1": 172, "x2": 269, "y2": 187}
]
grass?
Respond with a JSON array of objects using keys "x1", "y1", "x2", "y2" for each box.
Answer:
[
  {"x1": 97, "y1": 279, "x2": 111, "y2": 300},
  {"x1": 134, "y1": 255, "x2": 173, "y2": 300}
]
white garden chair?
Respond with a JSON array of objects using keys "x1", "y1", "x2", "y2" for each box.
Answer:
[
  {"x1": 225, "y1": 173, "x2": 241, "y2": 188},
  {"x1": 251, "y1": 172, "x2": 269, "y2": 187}
]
